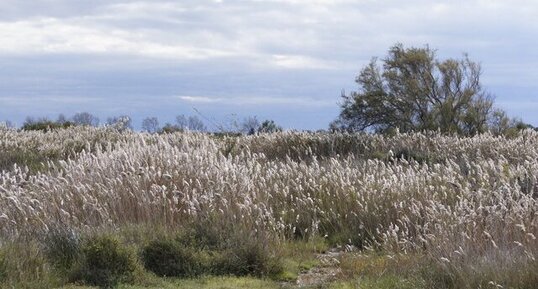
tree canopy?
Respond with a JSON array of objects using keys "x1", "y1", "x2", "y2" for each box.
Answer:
[{"x1": 331, "y1": 43, "x2": 511, "y2": 135}]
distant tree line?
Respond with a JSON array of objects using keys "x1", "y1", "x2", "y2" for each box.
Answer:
[
  {"x1": 1, "y1": 112, "x2": 284, "y2": 135},
  {"x1": 144, "y1": 115, "x2": 282, "y2": 135}
]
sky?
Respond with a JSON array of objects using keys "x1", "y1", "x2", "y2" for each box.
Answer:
[{"x1": 0, "y1": 0, "x2": 537, "y2": 130}]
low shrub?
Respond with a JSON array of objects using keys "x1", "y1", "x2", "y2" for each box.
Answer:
[
  {"x1": 176, "y1": 221, "x2": 223, "y2": 250},
  {"x1": 142, "y1": 223, "x2": 283, "y2": 279},
  {"x1": 216, "y1": 241, "x2": 283, "y2": 277},
  {"x1": 21, "y1": 120, "x2": 73, "y2": 132},
  {"x1": 206, "y1": 227, "x2": 282, "y2": 278},
  {"x1": 43, "y1": 226, "x2": 81, "y2": 272},
  {"x1": 73, "y1": 235, "x2": 137, "y2": 288},
  {"x1": 141, "y1": 238, "x2": 207, "y2": 277}
]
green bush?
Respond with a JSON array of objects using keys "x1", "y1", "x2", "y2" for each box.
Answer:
[
  {"x1": 73, "y1": 235, "x2": 137, "y2": 288},
  {"x1": 141, "y1": 238, "x2": 207, "y2": 277},
  {"x1": 142, "y1": 223, "x2": 282, "y2": 279},
  {"x1": 215, "y1": 240, "x2": 283, "y2": 277},
  {"x1": 22, "y1": 120, "x2": 73, "y2": 131},
  {"x1": 178, "y1": 221, "x2": 283, "y2": 277},
  {"x1": 176, "y1": 221, "x2": 223, "y2": 250},
  {"x1": 43, "y1": 227, "x2": 81, "y2": 272}
]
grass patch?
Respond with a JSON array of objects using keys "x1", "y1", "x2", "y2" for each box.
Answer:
[
  {"x1": 0, "y1": 249, "x2": 6, "y2": 283},
  {"x1": 0, "y1": 148, "x2": 52, "y2": 173},
  {"x1": 60, "y1": 275, "x2": 282, "y2": 289},
  {"x1": 420, "y1": 257, "x2": 538, "y2": 289},
  {"x1": 329, "y1": 275, "x2": 426, "y2": 289},
  {"x1": 0, "y1": 240, "x2": 61, "y2": 289},
  {"x1": 274, "y1": 238, "x2": 328, "y2": 282}
]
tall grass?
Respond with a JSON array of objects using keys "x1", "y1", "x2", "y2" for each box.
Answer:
[{"x1": 0, "y1": 126, "x2": 536, "y2": 287}]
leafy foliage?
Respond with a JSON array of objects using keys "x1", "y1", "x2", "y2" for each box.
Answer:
[
  {"x1": 332, "y1": 43, "x2": 513, "y2": 135},
  {"x1": 141, "y1": 117, "x2": 160, "y2": 133},
  {"x1": 22, "y1": 118, "x2": 74, "y2": 131},
  {"x1": 258, "y1": 120, "x2": 283, "y2": 134},
  {"x1": 106, "y1": 116, "x2": 133, "y2": 131},
  {"x1": 72, "y1": 112, "x2": 100, "y2": 127},
  {"x1": 141, "y1": 222, "x2": 282, "y2": 278},
  {"x1": 43, "y1": 226, "x2": 81, "y2": 272},
  {"x1": 73, "y1": 235, "x2": 137, "y2": 288},
  {"x1": 141, "y1": 238, "x2": 206, "y2": 277}
]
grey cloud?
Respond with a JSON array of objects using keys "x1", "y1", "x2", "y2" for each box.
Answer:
[{"x1": 0, "y1": 0, "x2": 537, "y2": 128}]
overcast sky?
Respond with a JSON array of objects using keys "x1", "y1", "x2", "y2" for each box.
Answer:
[{"x1": 0, "y1": 0, "x2": 537, "y2": 130}]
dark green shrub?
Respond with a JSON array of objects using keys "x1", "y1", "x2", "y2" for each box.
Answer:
[
  {"x1": 159, "y1": 123, "x2": 184, "y2": 134},
  {"x1": 43, "y1": 227, "x2": 81, "y2": 272},
  {"x1": 74, "y1": 235, "x2": 137, "y2": 288},
  {"x1": 176, "y1": 221, "x2": 223, "y2": 250},
  {"x1": 22, "y1": 120, "x2": 73, "y2": 131},
  {"x1": 142, "y1": 224, "x2": 282, "y2": 279},
  {"x1": 215, "y1": 239, "x2": 283, "y2": 277},
  {"x1": 141, "y1": 238, "x2": 205, "y2": 277}
]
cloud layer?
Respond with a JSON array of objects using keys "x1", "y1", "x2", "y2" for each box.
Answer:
[{"x1": 1, "y1": 0, "x2": 537, "y2": 129}]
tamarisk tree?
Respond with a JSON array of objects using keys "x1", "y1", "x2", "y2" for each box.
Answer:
[{"x1": 331, "y1": 43, "x2": 504, "y2": 135}]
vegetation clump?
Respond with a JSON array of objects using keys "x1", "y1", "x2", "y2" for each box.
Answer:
[
  {"x1": 141, "y1": 238, "x2": 206, "y2": 277},
  {"x1": 72, "y1": 235, "x2": 138, "y2": 288},
  {"x1": 0, "y1": 127, "x2": 537, "y2": 288},
  {"x1": 331, "y1": 43, "x2": 531, "y2": 136},
  {"x1": 141, "y1": 223, "x2": 282, "y2": 279}
]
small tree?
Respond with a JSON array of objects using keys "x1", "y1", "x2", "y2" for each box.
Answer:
[
  {"x1": 72, "y1": 112, "x2": 99, "y2": 127},
  {"x1": 258, "y1": 120, "x2": 282, "y2": 134},
  {"x1": 160, "y1": 123, "x2": 183, "y2": 133},
  {"x1": 331, "y1": 43, "x2": 503, "y2": 135},
  {"x1": 141, "y1": 117, "x2": 160, "y2": 133},
  {"x1": 188, "y1": 116, "x2": 206, "y2": 131},
  {"x1": 175, "y1": 115, "x2": 188, "y2": 130},
  {"x1": 241, "y1": 116, "x2": 260, "y2": 135},
  {"x1": 106, "y1": 115, "x2": 133, "y2": 131},
  {"x1": 56, "y1": 114, "x2": 68, "y2": 125},
  {"x1": 175, "y1": 115, "x2": 206, "y2": 131}
]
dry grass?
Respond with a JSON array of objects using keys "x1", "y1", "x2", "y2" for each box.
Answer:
[{"x1": 0, "y1": 126, "x2": 536, "y2": 287}]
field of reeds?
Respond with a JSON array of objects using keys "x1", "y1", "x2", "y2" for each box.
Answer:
[{"x1": 0, "y1": 126, "x2": 537, "y2": 288}]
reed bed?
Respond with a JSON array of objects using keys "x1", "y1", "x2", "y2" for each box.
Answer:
[{"x1": 1, "y1": 126, "x2": 536, "y2": 287}]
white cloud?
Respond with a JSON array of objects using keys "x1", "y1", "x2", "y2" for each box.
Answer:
[
  {"x1": 271, "y1": 54, "x2": 335, "y2": 69},
  {"x1": 1, "y1": 0, "x2": 537, "y2": 69},
  {"x1": 177, "y1": 95, "x2": 334, "y2": 107},
  {"x1": 178, "y1": 96, "x2": 220, "y2": 103},
  {"x1": 0, "y1": 18, "x2": 235, "y2": 60},
  {"x1": 0, "y1": 0, "x2": 537, "y2": 128}
]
